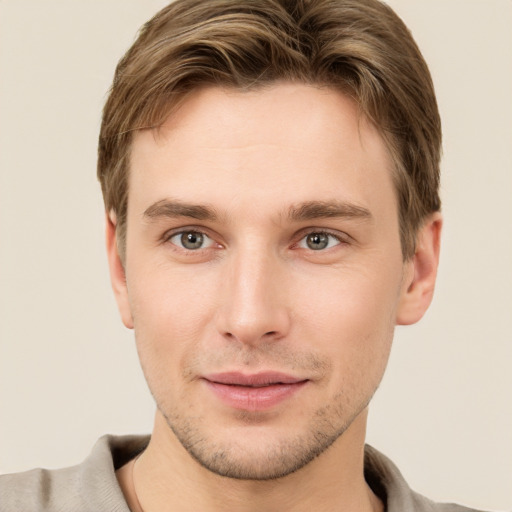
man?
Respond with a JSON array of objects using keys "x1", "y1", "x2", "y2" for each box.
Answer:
[{"x1": 0, "y1": 1, "x2": 490, "y2": 511}]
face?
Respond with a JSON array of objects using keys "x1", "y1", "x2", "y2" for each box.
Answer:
[{"x1": 112, "y1": 83, "x2": 419, "y2": 480}]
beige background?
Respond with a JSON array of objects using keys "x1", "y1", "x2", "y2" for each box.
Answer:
[{"x1": 0, "y1": 1, "x2": 511, "y2": 510}]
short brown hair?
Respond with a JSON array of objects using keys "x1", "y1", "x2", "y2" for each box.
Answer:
[{"x1": 98, "y1": 0, "x2": 441, "y2": 260}]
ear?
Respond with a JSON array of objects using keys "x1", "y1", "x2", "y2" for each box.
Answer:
[
  {"x1": 105, "y1": 212, "x2": 134, "y2": 329},
  {"x1": 396, "y1": 213, "x2": 442, "y2": 325}
]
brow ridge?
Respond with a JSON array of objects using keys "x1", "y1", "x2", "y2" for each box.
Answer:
[
  {"x1": 287, "y1": 200, "x2": 372, "y2": 222},
  {"x1": 143, "y1": 198, "x2": 371, "y2": 224},
  {"x1": 143, "y1": 199, "x2": 218, "y2": 221}
]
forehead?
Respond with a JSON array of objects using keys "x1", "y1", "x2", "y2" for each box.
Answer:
[{"x1": 128, "y1": 83, "x2": 396, "y2": 220}]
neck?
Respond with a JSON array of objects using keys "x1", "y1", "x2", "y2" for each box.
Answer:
[{"x1": 118, "y1": 409, "x2": 382, "y2": 512}]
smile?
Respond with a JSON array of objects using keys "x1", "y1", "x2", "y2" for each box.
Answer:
[{"x1": 202, "y1": 372, "x2": 309, "y2": 411}]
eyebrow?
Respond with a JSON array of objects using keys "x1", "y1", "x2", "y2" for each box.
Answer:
[
  {"x1": 143, "y1": 199, "x2": 218, "y2": 221},
  {"x1": 287, "y1": 200, "x2": 372, "y2": 222},
  {"x1": 143, "y1": 198, "x2": 372, "y2": 224}
]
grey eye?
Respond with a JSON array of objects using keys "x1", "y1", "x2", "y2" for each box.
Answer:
[
  {"x1": 306, "y1": 233, "x2": 329, "y2": 250},
  {"x1": 169, "y1": 231, "x2": 213, "y2": 250},
  {"x1": 298, "y1": 232, "x2": 341, "y2": 251},
  {"x1": 181, "y1": 232, "x2": 204, "y2": 249}
]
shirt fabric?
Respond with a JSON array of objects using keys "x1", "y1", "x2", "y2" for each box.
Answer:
[{"x1": 0, "y1": 434, "x2": 487, "y2": 511}]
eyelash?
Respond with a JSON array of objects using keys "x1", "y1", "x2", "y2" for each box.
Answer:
[
  {"x1": 162, "y1": 227, "x2": 350, "y2": 253},
  {"x1": 294, "y1": 230, "x2": 347, "y2": 251},
  {"x1": 164, "y1": 228, "x2": 218, "y2": 252}
]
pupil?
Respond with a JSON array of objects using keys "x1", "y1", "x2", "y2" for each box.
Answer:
[
  {"x1": 307, "y1": 233, "x2": 328, "y2": 250},
  {"x1": 181, "y1": 232, "x2": 203, "y2": 249}
]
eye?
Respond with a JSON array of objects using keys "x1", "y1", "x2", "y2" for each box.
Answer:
[
  {"x1": 168, "y1": 230, "x2": 215, "y2": 250},
  {"x1": 298, "y1": 232, "x2": 341, "y2": 251}
]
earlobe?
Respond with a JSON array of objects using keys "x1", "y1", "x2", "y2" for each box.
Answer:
[
  {"x1": 105, "y1": 212, "x2": 134, "y2": 329},
  {"x1": 396, "y1": 213, "x2": 442, "y2": 326}
]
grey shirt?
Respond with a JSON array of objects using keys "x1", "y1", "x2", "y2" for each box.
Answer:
[{"x1": 0, "y1": 435, "x2": 486, "y2": 511}]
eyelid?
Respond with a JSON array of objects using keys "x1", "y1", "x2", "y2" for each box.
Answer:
[
  {"x1": 294, "y1": 228, "x2": 351, "y2": 247},
  {"x1": 162, "y1": 226, "x2": 221, "y2": 250},
  {"x1": 171, "y1": 231, "x2": 214, "y2": 249},
  {"x1": 159, "y1": 225, "x2": 351, "y2": 252}
]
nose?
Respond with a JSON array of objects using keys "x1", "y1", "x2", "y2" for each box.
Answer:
[{"x1": 215, "y1": 246, "x2": 291, "y2": 346}]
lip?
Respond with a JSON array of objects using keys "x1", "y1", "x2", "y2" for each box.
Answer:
[{"x1": 202, "y1": 372, "x2": 308, "y2": 411}]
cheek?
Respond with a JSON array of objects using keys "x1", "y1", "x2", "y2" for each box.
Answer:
[
  {"x1": 127, "y1": 264, "x2": 220, "y2": 376},
  {"x1": 293, "y1": 266, "x2": 399, "y2": 379}
]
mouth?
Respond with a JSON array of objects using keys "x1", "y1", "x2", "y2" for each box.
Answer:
[{"x1": 202, "y1": 372, "x2": 309, "y2": 411}]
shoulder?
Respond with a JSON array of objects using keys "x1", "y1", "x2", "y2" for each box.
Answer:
[
  {"x1": 364, "y1": 445, "x2": 490, "y2": 512},
  {"x1": 0, "y1": 434, "x2": 149, "y2": 512},
  {"x1": 0, "y1": 465, "x2": 83, "y2": 511},
  {"x1": 408, "y1": 489, "x2": 490, "y2": 512}
]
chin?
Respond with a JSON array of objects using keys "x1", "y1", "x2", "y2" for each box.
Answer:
[{"x1": 163, "y1": 406, "x2": 356, "y2": 481}]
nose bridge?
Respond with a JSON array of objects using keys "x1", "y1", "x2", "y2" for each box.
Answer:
[{"x1": 216, "y1": 240, "x2": 290, "y2": 345}]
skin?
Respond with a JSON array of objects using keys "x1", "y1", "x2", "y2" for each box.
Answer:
[{"x1": 109, "y1": 83, "x2": 441, "y2": 512}]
